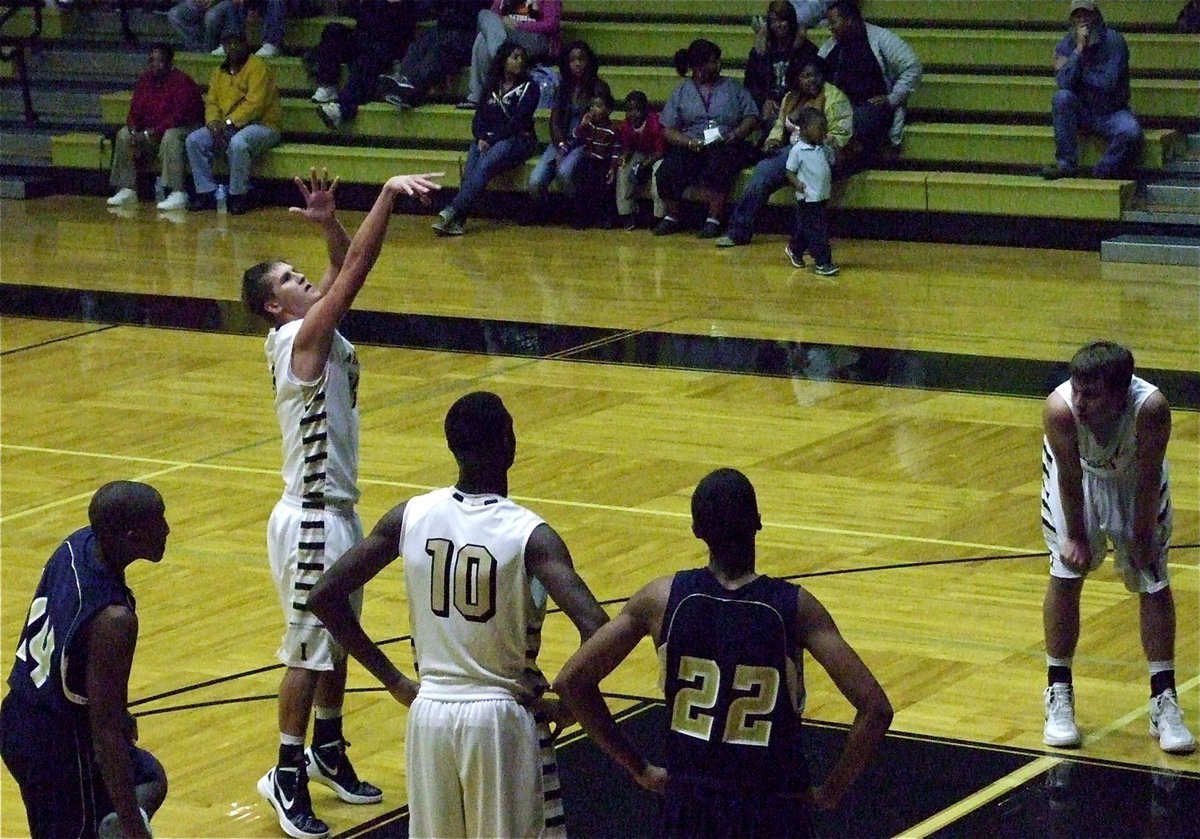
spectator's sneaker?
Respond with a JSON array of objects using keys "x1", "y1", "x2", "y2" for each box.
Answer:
[
  {"x1": 210, "y1": 45, "x2": 225, "y2": 57},
  {"x1": 310, "y1": 86, "x2": 337, "y2": 104},
  {"x1": 107, "y1": 187, "x2": 136, "y2": 206},
  {"x1": 1043, "y1": 683, "x2": 1082, "y2": 748},
  {"x1": 1150, "y1": 689, "x2": 1197, "y2": 754},
  {"x1": 156, "y1": 190, "x2": 188, "y2": 211},
  {"x1": 384, "y1": 94, "x2": 412, "y2": 111},
  {"x1": 432, "y1": 209, "x2": 465, "y2": 237},
  {"x1": 652, "y1": 217, "x2": 680, "y2": 236},
  {"x1": 784, "y1": 244, "x2": 804, "y2": 269},
  {"x1": 306, "y1": 741, "x2": 383, "y2": 804},
  {"x1": 378, "y1": 73, "x2": 415, "y2": 98},
  {"x1": 255, "y1": 43, "x2": 279, "y2": 58},
  {"x1": 813, "y1": 263, "x2": 840, "y2": 276},
  {"x1": 714, "y1": 234, "x2": 746, "y2": 248},
  {"x1": 696, "y1": 219, "x2": 722, "y2": 239},
  {"x1": 257, "y1": 766, "x2": 330, "y2": 839},
  {"x1": 187, "y1": 191, "x2": 217, "y2": 212},
  {"x1": 317, "y1": 102, "x2": 343, "y2": 129},
  {"x1": 618, "y1": 214, "x2": 636, "y2": 231},
  {"x1": 455, "y1": 100, "x2": 477, "y2": 110},
  {"x1": 1040, "y1": 162, "x2": 1077, "y2": 180}
]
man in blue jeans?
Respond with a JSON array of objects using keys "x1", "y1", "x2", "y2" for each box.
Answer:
[{"x1": 1042, "y1": 0, "x2": 1142, "y2": 179}]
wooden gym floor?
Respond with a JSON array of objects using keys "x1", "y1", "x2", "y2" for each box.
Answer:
[{"x1": 1, "y1": 195, "x2": 1197, "y2": 837}]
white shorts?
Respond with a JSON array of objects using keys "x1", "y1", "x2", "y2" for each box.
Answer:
[
  {"x1": 405, "y1": 696, "x2": 565, "y2": 839},
  {"x1": 267, "y1": 496, "x2": 364, "y2": 669},
  {"x1": 1041, "y1": 457, "x2": 1172, "y2": 594}
]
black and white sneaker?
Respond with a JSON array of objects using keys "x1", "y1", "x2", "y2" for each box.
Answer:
[
  {"x1": 257, "y1": 766, "x2": 330, "y2": 839},
  {"x1": 307, "y1": 741, "x2": 383, "y2": 804}
]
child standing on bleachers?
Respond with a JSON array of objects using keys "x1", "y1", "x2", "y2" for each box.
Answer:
[
  {"x1": 569, "y1": 91, "x2": 622, "y2": 228},
  {"x1": 614, "y1": 90, "x2": 666, "y2": 231},
  {"x1": 785, "y1": 107, "x2": 838, "y2": 276}
]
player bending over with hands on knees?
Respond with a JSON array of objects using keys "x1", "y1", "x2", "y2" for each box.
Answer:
[{"x1": 555, "y1": 468, "x2": 892, "y2": 837}]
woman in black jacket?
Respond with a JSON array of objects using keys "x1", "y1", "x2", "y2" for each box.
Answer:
[{"x1": 434, "y1": 41, "x2": 539, "y2": 236}]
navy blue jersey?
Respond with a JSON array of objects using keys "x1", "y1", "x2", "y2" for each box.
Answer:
[
  {"x1": 6, "y1": 527, "x2": 134, "y2": 720},
  {"x1": 660, "y1": 568, "x2": 808, "y2": 796}
]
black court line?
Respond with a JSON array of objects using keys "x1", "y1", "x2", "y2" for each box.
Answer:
[
  {"x1": 127, "y1": 544, "x2": 1197, "y2": 708},
  {"x1": 0, "y1": 321, "x2": 119, "y2": 355},
  {"x1": 4, "y1": 283, "x2": 1197, "y2": 409}
]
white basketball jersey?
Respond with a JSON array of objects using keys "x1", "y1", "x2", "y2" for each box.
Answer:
[
  {"x1": 265, "y1": 320, "x2": 361, "y2": 503},
  {"x1": 400, "y1": 487, "x2": 548, "y2": 701},
  {"x1": 1053, "y1": 375, "x2": 1159, "y2": 481}
]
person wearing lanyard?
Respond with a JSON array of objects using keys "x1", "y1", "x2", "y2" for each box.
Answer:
[{"x1": 653, "y1": 39, "x2": 760, "y2": 239}]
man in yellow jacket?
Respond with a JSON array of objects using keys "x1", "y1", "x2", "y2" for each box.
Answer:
[{"x1": 186, "y1": 33, "x2": 282, "y2": 214}]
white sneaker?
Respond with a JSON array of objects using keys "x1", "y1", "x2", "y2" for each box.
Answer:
[
  {"x1": 156, "y1": 190, "x2": 188, "y2": 210},
  {"x1": 310, "y1": 85, "x2": 337, "y2": 103},
  {"x1": 255, "y1": 42, "x2": 279, "y2": 58},
  {"x1": 317, "y1": 101, "x2": 342, "y2": 128},
  {"x1": 106, "y1": 187, "x2": 136, "y2": 206},
  {"x1": 1150, "y1": 689, "x2": 1197, "y2": 754},
  {"x1": 1043, "y1": 683, "x2": 1081, "y2": 747},
  {"x1": 210, "y1": 45, "x2": 225, "y2": 57}
]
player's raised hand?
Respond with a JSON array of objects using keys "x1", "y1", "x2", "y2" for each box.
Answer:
[
  {"x1": 383, "y1": 172, "x2": 445, "y2": 205},
  {"x1": 289, "y1": 167, "x2": 340, "y2": 224}
]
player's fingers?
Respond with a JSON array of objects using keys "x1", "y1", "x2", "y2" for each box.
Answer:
[{"x1": 292, "y1": 175, "x2": 310, "y2": 198}]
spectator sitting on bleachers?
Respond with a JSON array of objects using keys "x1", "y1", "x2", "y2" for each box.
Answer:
[
  {"x1": 185, "y1": 33, "x2": 282, "y2": 214},
  {"x1": 653, "y1": 39, "x2": 761, "y2": 239},
  {"x1": 460, "y1": 0, "x2": 561, "y2": 108},
  {"x1": 1041, "y1": 0, "x2": 1143, "y2": 180},
  {"x1": 716, "y1": 54, "x2": 850, "y2": 248},
  {"x1": 378, "y1": 0, "x2": 490, "y2": 109},
  {"x1": 230, "y1": 0, "x2": 289, "y2": 58},
  {"x1": 569, "y1": 89, "x2": 621, "y2": 229},
  {"x1": 107, "y1": 42, "x2": 205, "y2": 212},
  {"x1": 312, "y1": 0, "x2": 417, "y2": 128},
  {"x1": 167, "y1": 0, "x2": 240, "y2": 54},
  {"x1": 614, "y1": 90, "x2": 665, "y2": 231},
  {"x1": 817, "y1": 0, "x2": 921, "y2": 175},
  {"x1": 744, "y1": 1, "x2": 817, "y2": 137},
  {"x1": 433, "y1": 42, "x2": 538, "y2": 236},
  {"x1": 528, "y1": 40, "x2": 611, "y2": 216}
]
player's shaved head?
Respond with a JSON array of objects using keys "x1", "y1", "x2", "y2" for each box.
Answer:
[
  {"x1": 88, "y1": 481, "x2": 164, "y2": 541},
  {"x1": 445, "y1": 392, "x2": 514, "y2": 463},
  {"x1": 691, "y1": 468, "x2": 762, "y2": 547}
]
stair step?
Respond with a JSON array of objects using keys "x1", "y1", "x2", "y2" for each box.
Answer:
[
  {"x1": 1143, "y1": 180, "x2": 1200, "y2": 209},
  {"x1": 1101, "y1": 234, "x2": 1200, "y2": 265},
  {"x1": 1122, "y1": 207, "x2": 1200, "y2": 226},
  {"x1": 0, "y1": 129, "x2": 53, "y2": 166}
]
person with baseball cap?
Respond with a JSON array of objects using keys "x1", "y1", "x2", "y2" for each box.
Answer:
[{"x1": 1042, "y1": 0, "x2": 1143, "y2": 180}]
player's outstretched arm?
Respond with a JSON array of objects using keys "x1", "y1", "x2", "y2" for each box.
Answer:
[
  {"x1": 87, "y1": 606, "x2": 153, "y2": 839},
  {"x1": 291, "y1": 171, "x2": 443, "y2": 381},
  {"x1": 554, "y1": 578, "x2": 671, "y2": 794},
  {"x1": 798, "y1": 588, "x2": 892, "y2": 810},
  {"x1": 289, "y1": 168, "x2": 350, "y2": 294},
  {"x1": 1043, "y1": 392, "x2": 1089, "y2": 571},
  {"x1": 309, "y1": 503, "x2": 419, "y2": 705}
]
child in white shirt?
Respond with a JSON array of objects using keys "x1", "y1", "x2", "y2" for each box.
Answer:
[{"x1": 784, "y1": 107, "x2": 838, "y2": 275}]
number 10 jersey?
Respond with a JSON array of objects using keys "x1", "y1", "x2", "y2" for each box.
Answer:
[{"x1": 400, "y1": 487, "x2": 549, "y2": 702}]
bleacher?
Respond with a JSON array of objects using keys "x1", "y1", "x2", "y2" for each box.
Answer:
[{"x1": 8, "y1": 0, "x2": 1200, "y2": 223}]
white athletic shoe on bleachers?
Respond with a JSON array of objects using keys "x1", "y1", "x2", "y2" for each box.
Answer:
[
  {"x1": 311, "y1": 86, "x2": 337, "y2": 103},
  {"x1": 255, "y1": 43, "x2": 279, "y2": 58},
  {"x1": 1150, "y1": 689, "x2": 1197, "y2": 754},
  {"x1": 210, "y1": 45, "x2": 225, "y2": 57},
  {"x1": 156, "y1": 190, "x2": 188, "y2": 211},
  {"x1": 107, "y1": 188, "x2": 136, "y2": 206},
  {"x1": 1043, "y1": 683, "x2": 1081, "y2": 748}
]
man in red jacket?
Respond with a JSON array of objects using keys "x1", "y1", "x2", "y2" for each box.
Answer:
[{"x1": 107, "y1": 43, "x2": 204, "y2": 212}]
